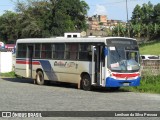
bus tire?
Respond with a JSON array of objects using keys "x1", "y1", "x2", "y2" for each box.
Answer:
[
  {"x1": 36, "y1": 71, "x2": 44, "y2": 85},
  {"x1": 110, "y1": 87, "x2": 120, "y2": 91},
  {"x1": 44, "y1": 80, "x2": 51, "y2": 85},
  {"x1": 81, "y1": 74, "x2": 92, "y2": 91}
]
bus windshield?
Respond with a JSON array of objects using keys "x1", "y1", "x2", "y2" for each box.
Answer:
[{"x1": 108, "y1": 46, "x2": 140, "y2": 72}]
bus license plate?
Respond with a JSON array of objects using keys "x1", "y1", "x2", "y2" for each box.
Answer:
[{"x1": 123, "y1": 83, "x2": 129, "y2": 86}]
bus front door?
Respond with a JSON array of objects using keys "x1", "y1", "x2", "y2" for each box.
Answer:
[
  {"x1": 91, "y1": 46, "x2": 103, "y2": 86},
  {"x1": 27, "y1": 46, "x2": 33, "y2": 78}
]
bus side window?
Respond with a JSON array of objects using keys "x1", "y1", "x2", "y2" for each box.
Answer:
[
  {"x1": 34, "y1": 43, "x2": 40, "y2": 58},
  {"x1": 17, "y1": 43, "x2": 27, "y2": 58},
  {"x1": 54, "y1": 44, "x2": 65, "y2": 59},
  {"x1": 52, "y1": 44, "x2": 55, "y2": 59},
  {"x1": 79, "y1": 44, "x2": 91, "y2": 61},
  {"x1": 66, "y1": 44, "x2": 78, "y2": 60},
  {"x1": 41, "y1": 44, "x2": 52, "y2": 59}
]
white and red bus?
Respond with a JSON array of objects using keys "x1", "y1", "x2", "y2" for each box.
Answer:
[{"x1": 15, "y1": 37, "x2": 141, "y2": 90}]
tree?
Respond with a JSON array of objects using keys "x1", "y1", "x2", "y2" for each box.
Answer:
[
  {"x1": 141, "y1": 2, "x2": 154, "y2": 24},
  {"x1": 131, "y1": 2, "x2": 160, "y2": 40},
  {"x1": 15, "y1": 0, "x2": 52, "y2": 38},
  {"x1": 153, "y1": 3, "x2": 160, "y2": 38},
  {"x1": 130, "y1": 23, "x2": 141, "y2": 38},
  {"x1": 153, "y1": 3, "x2": 160, "y2": 23},
  {"x1": 15, "y1": 0, "x2": 89, "y2": 37},
  {"x1": 131, "y1": 5, "x2": 142, "y2": 24},
  {"x1": 0, "y1": 11, "x2": 19, "y2": 43},
  {"x1": 50, "y1": 0, "x2": 89, "y2": 35},
  {"x1": 112, "y1": 23, "x2": 126, "y2": 37}
]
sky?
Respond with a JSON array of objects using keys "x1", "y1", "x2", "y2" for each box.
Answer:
[
  {"x1": 85, "y1": 0, "x2": 159, "y2": 21},
  {"x1": 0, "y1": 0, "x2": 160, "y2": 21}
]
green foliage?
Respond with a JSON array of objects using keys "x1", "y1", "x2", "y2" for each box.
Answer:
[
  {"x1": 0, "y1": 11, "x2": 19, "y2": 42},
  {"x1": 131, "y1": 5, "x2": 142, "y2": 24},
  {"x1": 0, "y1": 71, "x2": 16, "y2": 78},
  {"x1": 131, "y1": 2, "x2": 160, "y2": 40},
  {"x1": 154, "y1": 3, "x2": 160, "y2": 23},
  {"x1": 99, "y1": 22, "x2": 103, "y2": 25},
  {"x1": 130, "y1": 23, "x2": 141, "y2": 38},
  {"x1": 112, "y1": 23, "x2": 126, "y2": 37},
  {"x1": 139, "y1": 40, "x2": 160, "y2": 55},
  {"x1": 0, "y1": 0, "x2": 89, "y2": 42},
  {"x1": 110, "y1": 2, "x2": 160, "y2": 39},
  {"x1": 123, "y1": 75, "x2": 160, "y2": 94},
  {"x1": 50, "y1": 0, "x2": 89, "y2": 35}
]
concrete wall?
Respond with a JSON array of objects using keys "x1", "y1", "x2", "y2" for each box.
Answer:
[
  {"x1": 141, "y1": 60, "x2": 160, "y2": 76},
  {"x1": 0, "y1": 52, "x2": 12, "y2": 73}
]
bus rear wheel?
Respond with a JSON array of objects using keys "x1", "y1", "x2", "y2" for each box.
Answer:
[
  {"x1": 81, "y1": 74, "x2": 92, "y2": 91},
  {"x1": 36, "y1": 71, "x2": 44, "y2": 85}
]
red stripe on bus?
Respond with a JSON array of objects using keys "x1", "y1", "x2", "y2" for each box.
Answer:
[
  {"x1": 16, "y1": 60, "x2": 40, "y2": 65},
  {"x1": 112, "y1": 73, "x2": 139, "y2": 78}
]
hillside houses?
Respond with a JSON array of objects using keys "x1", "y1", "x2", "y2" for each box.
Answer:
[{"x1": 86, "y1": 15, "x2": 126, "y2": 36}]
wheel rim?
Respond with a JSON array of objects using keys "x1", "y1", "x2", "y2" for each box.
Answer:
[
  {"x1": 37, "y1": 73, "x2": 42, "y2": 82},
  {"x1": 83, "y1": 78, "x2": 89, "y2": 87}
]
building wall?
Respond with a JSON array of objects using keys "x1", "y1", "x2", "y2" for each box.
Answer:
[
  {"x1": 86, "y1": 29, "x2": 107, "y2": 36},
  {"x1": 142, "y1": 60, "x2": 160, "y2": 76},
  {"x1": 0, "y1": 52, "x2": 12, "y2": 73},
  {"x1": 99, "y1": 15, "x2": 107, "y2": 23},
  {"x1": 87, "y1": 15, "x2": 126, "y2": 36}
]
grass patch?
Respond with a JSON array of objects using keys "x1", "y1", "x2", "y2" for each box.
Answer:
[
  {"x1": 139, "y1": 40, "x2": 160, "y2": 55},
  {"x1": 0, "y1": 71, "x2": 16, "y2": 78},
  {"x1": 137, "y1": 40, "x2": 160, "y2": 93},
  {"x1": 123, "y1": 75, "x2": 160, "y2": 94}
]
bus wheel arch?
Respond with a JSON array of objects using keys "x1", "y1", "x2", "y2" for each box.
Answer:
[
  {"x1": 35, "y1": 69, "x2": 44, "y2": 85},
  {"x1": 80, "y1": 72, "x2": 92, "y2": 91}
]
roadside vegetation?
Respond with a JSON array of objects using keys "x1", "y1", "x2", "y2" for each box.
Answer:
[
  {"x1": 0, "y1": 71, "x2": 16, "y2": 78},
  {"x1": 123, "y1": 75, "x2": 160, "y2": 94},
  {"x1": 0, "y1": 0, "x2": 89, "y2": 43},
  {"x1": 139, "y1": 40, "x2": 160, "y2": 55}
]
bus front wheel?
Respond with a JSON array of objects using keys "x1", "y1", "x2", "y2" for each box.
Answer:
[
  {"x1": 36, "y1": 71, "x2": 44, "y2": 85},
  {"x1": 81, "y1": 74, "x2": 92, "y2": 91}
]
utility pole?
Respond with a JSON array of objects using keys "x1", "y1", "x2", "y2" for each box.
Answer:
[{"x1": 126, "y1": 0, "x2": 130, "y2": 37}]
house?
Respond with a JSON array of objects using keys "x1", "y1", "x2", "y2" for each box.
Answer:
[{"x1": 86, "y1": 15, "x2": 126, "y2": 36}]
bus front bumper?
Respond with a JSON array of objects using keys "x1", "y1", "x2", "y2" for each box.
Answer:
[{"x1": 105, "y1": 77, "x2": 141, "y2": 87}]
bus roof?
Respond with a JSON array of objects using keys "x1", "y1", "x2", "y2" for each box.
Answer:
[{"x1": 16, "y1": 37, "x2": 136, "y2": 44}]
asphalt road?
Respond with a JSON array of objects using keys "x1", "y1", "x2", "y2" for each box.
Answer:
[{"x1": 0, "y1": 77, "x2": 160, "y2": 120}]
